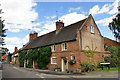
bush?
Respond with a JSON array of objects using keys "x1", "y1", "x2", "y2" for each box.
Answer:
[
  {"x1": 66, "y1": 69, "x2": 73, "y2": 73},
  {"x1": 80, "y1": 62, "x2": 97, "y2": 72},
  {"x1": 103, "y1": 46, "x2": 120, "y2": 67}
]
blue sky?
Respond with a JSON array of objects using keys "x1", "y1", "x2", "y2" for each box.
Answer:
[{"x1": 0, "y1": 0, "x2": 119, "y2": 52}]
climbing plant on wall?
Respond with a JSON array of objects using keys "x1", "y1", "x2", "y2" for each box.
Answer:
[
  {"x1": 37, "y1": 47, "x2": 52, "y2": 69},
  {"x1": 83, "y1": 46, "x2": 97, "y2": 58},
  {"x1": 18, "y1": 50, "x2": 27, "y2": 67},
  {"x1": 18, "y1": 47, "x2": 52, "y2": 69}
]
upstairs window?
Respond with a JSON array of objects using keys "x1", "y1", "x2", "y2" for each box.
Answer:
[
  {"x1": 90, "y1": 26, "x2": 94, "y2": 33},
  {"x1": 62, "y1": 43, "x2": 67, "y2": 51},
  {"x1": 51, "y1": 45, "x2": 55, "y2": 52}
]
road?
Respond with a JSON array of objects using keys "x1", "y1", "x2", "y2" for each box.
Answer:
[
  {"x1": 2, "y1": 64, "x2": 40, "y2": 78},
  {"x1": 1, "y1": 63, "x2": 119, "y2": 80}
]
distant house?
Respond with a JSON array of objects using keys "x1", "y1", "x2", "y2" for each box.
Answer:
[
  {"x1": 2, "y1": 54, "x2": 8, "y2": 62},
  {"x1": 20, "y1": 14, "x2": 120, "y2": 72},
  {"x1": 12, "y1": 47, "x2": 19, "y2": 65}
]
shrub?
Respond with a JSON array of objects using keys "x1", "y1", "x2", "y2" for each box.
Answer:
[
  {"x1": 103, "y1": 46, "x2": 120, "y2": 67},
  {"x1": 66, "y1": 69, "x2": 73, "y2": 73},
  {"x1": 80, "y1": 62, "x2": 97, "y2": 72}
]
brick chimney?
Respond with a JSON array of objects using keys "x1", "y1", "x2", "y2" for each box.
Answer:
[
  {"x1": 56, "y1": 20, "x2": 64, "y2": 33},
  {"x1": 14, "y1": 46, "x2": 18, "y2": 54},
  {"x1": 29, "y1": 32, "x2": 38, "y2": 41}
]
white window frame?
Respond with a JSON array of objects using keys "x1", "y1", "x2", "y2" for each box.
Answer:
[
  {"x1": 51, "y1": 57, "x2": 57, "y2": 64},
  {"x1": 90, "y1": 26, "x2": 94, "y2": 33},
  {"x1": 62, "y1": 43, "x2": 67, "y2": 51},
  {"x1": 51, "y1": 45, "x2": 55, "y2": 52}
]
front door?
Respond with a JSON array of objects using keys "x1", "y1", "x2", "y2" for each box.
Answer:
[{"x1": 61, "y1": 57, "x2": 67, "y2": 72}]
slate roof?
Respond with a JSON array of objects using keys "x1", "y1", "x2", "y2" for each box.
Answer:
[{"x1": 22, "y1": 18, "x2": 86, "y2": 50}]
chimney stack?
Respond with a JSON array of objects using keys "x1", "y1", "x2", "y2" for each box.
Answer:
[
  {"x1": 29, "y1": 32, "x2": 38, "y2": 41},
  {"x1": 14, "y1": 46, "x2": 18, "y2": 54},
  {"x1": 56, "y1": 20, "x2": 64, "y2": 33}
]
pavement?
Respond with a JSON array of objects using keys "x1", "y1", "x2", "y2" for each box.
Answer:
[
  {"x1": 1, "y1": 63, "x2": 120, "y2": 80},
  {"x1": 0, "y1": 64, "x2": 2, "y2": 80}
]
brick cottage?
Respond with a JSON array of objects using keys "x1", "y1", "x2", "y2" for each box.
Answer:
[{"x1": 20, "y1": 14, "x2": 120, "y2": 72}]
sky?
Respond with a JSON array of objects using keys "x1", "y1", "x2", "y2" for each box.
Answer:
[{"x1": 0, "y1": 0, "x2": 119, "y2": 53}]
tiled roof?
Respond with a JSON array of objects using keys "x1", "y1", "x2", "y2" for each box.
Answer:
[{"x1": 21, "y1": 18, "x2": 86, "y2": 50}]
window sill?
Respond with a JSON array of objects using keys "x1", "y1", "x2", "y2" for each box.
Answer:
[
  {"x1": 62, "y1": 49, "x2": 67, "y2": 51},
  {"x1": 51, "y1": 63, "x2": 57, "y2": 64}
]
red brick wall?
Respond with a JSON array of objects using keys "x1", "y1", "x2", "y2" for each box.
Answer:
[
  {"x1": 47, "y1": 39, "x2": 109, "y2": 72},
  {"x1": 29, "y1": 32, "x2": 38, "y2": 41},
  {"x1": 104, "y1": 37, "x2": 120, "y2": 47}
]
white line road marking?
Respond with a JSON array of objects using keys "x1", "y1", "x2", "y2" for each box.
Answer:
[
  {"x1": 35, "y1": 74, "x2": 45, "y2": 78},
  {"x1": 13, "y1": 67, "x2": 20, "y2": 70}
]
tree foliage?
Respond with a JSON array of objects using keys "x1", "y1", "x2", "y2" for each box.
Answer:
[
  {"x1": 109, "y1": 14, "x2": 120, "y2": 41},
  {"x1": 104, "y1": 46, "x2": 120, "y2": 67}
]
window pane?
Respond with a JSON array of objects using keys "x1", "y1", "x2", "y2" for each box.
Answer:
[
  {"x1": 62, "y1": 43, "x2": 67, "y2": 51},
  {"x1": 90, "y1": 26, "x2": 94, "y2": 33},
  {"x1": 51, "y1": 58, "x2": 57, "y2": 64},
  {"x1": 51, "y1": 45, "x2": 55, "y2": 52}
]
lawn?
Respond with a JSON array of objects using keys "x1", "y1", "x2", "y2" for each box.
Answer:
[{"x1": 95, "y1": 67, "x2": 119, "y2": 72}]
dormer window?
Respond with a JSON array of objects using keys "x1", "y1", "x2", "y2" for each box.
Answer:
[
  {"x1": 90, "y1": 26, "x2": 94, "y2": 33},
  {"x1": 51, "y1": 45, "x2": 55, "y2": 52}
]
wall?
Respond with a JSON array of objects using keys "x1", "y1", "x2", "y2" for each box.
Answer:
[
  {"x1": 48, "y1": 40, "x2": 81, "y2": 71},
  {"x1": 104, "y1": 37, "x2": 120, "y2": 47},
  {"x1": 80, "y1": 16, "x2": 104, "y2": 52}
]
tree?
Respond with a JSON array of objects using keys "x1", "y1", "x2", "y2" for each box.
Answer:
[
  {"x1": 109, "y1": 14, "x2": 120, "y2": 42},
  {"x1": 104, "y1": 46, "x2": 120, "y2": 67},
  {"x1": 0, "y1": 8, "x2": 6, "y2": 46}
]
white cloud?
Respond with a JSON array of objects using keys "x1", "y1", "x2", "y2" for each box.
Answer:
[
  {"x1": 68, "y1": 7, "x2": 80, "y2": 12},
  {"x1": 98, "y1": 4, "x2": 110, "y2": 14},
  {"x1": 96, "y1": 15, "x2": 116, "y2": 26},
  {"x1": 39, "y1": 12, "x2": 87, "y2": 36},
  {"x1": 1, "y1": 0, "x2": 38, "y2": 32},
  {"x1": 60, "y1": 12, "x2": 87, "y2": 26},
  {"x1": 89, "y1": 0, "x2": 119, "y2": 16},
  {"x1": 4, "y1": 37, "x2": 22, "y2": 52},
  {"x1": 44, "y1": 16, "x2": 56, "y2": 19},
  {"x1": 3, "y1": 34, "x2": 30, "y2": 52},
  {"x1": 108, "y1": 0, "x2": 119, "y2": 14},
  {"x1": 89, "y1": 5, "x2": 100, "y2": 15}
]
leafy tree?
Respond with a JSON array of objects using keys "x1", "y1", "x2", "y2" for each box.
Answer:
[
  {"x1": 109, "y1": 14, "x2": 120, "y2": 42},
  {"x1": 104, "y1": 46, "x2": 120, "y2": 67},
  {"x1": 0, "y1": 9, "x2": 6, "y2": 46}
]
